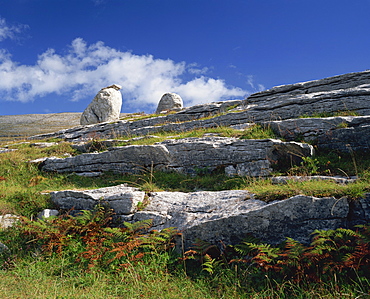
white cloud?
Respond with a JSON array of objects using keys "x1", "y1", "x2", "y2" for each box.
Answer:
[
  {"x1": 0, "y1": 38, "x2": 247, "y2": 111},
  {"x1": 0, "y1": 17, "x2": 28, "y2": 42}
]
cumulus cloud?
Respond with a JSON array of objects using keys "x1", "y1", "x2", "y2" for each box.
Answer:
[
  {"x1": 0, "y1": 38, "x2": 247, "y2": 111},
  {"x1": 0, "y1": 17, "x2": 28, "y2": 41}
]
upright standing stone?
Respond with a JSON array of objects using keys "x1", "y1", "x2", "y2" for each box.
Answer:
[
  {"x1": 156, "y1": 92, "x2": 183, "y2": 114},
  {"x1": 80, "y1": 84, "x2": 122, "y2": 125}
]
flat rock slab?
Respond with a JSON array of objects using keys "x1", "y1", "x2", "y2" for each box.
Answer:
[
  {"x1": 139, "y1": 193, "x2": 350, "y2": 247},
  {"x1": 50, "y1": 184, "x2": 145, "y2": 215},
  {"x1": 39, "y1": 137, "x2": 314, "y2": 177},
  {"x1": 264, "y1": 115, "x2": 370, "y2": 152},
  {"x1": 50, "y1": 185, "x2": 370, "y2": 248}
]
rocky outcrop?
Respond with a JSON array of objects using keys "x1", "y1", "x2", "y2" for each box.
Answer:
[
  {"x1": 264, "y1": 115, "x2": 370, "y2": 152},
  {"x1": 50, "y1": 185, "x2": 370, "y2": 247},
  {"x1": 245, "y1": 70, "x2": 370, "y2": 121},
  {"x1": 39, "y1": 137, "x2": 313, "y2": 177},
  {"x1": 80, "y1": 84, "x2": 122, "y2": 125},
  {"x1": 51, "y1": 185, "x2": 145, "y2": 215},
  {"x1": 156, "y1": 93, "x2": 183, "y2": 114},
  {"x1": 0, "y1": 214, "x2": 20, "y2": 229},
  {"x1": 29, "y1": 100, "x2": 244, "y2": 142}
]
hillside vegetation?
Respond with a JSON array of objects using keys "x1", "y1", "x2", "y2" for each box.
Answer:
[{"x1": 0, "y1": 112, "x2": 370, "y2": 298}]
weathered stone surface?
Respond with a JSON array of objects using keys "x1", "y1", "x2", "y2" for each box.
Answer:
[
  {"x1": 264, "y1": 115, "x2": 370, "y2": 152},
  {"x1": 29, "y1": 100, "x2": 245, "y2": 142},
  {"x1": 156, "y1": 93, "x2": 183, "y2": 114},
  {"x1": 0, "y1": 242, "x2": 8, "y2": 252},
  {"x1": 30, "y1": 142, "x2": 58, "y2": 148},
  {"x1": 137, "y1": 193, "x2": 350, "y2": 246},
  {"x1": 39, "y1": 137, "x2": 313, "y2": 177},
  {"x1": 37, "y1": 209, "x2": 59, "y2": 219},
  {"x1": 50, "y1": 185, "x2": 367, "y2": 248},
  {"x1": 80, "y1": 84, "x2": 122, "y2": 125},
  {"x1": 50, "y1": 185, "x2": 145, "y2": 215},
  {"x1": 0, "y1": 148, "x2": 17, "y2": 154},
  {"x1": 0, "y1": 214, "x2": 20, "y2": 229},
  {"x1": 245, "y1": 70, "x2": 370, "y2": 121}
]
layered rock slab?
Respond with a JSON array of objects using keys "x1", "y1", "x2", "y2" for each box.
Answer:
[
  {"x1": 264, "y1": 115, "x2": 370, "y2": 152},
  {"x1": 51, "y1": 184, "x2": 145, "y2": 215},
  {"x1": 39, "y1": 137, "x2": 313, "y2": 177},
  {"x1": 138, "y1": 192, "x2": 350, "y2": 247},
  {"x1": 50, "y1": 185, "x2": 370, "y2": 248}
]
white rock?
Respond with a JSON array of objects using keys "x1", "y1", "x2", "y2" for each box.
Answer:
[
  {"x1": 0, "y1": 214, "x2": 20, "y2": 229},
  {"x1": 156, "y1": 93, "x2": 183, "y2": 114},
  {"x1": 80, "y1": 85, "x2": 122, "y2": 125},
  {"x1": 37, "y1": 209, "x2": 59, "y2": 219}
]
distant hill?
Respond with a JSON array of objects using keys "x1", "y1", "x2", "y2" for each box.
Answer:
[{"x1": 0, "y1": 113, "x2": 82, "y2": 142}]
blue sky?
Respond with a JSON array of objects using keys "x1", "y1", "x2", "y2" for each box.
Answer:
[{"x1": 0, "y1": 0, "x2": 369, "y2": 115}]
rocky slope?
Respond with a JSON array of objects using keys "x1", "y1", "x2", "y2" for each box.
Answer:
[{"x1": 6, "y1": 70, "x2": 370, "y2": 248}]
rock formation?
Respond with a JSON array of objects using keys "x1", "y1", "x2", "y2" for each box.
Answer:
[
  {"x1": 80, "y1": 84, "x2": 122, "y2": 125},
  {"x1": 38, "y1": 137, "x2": 313, "y2": 177},
  {"x1": 22, "y1": 70, "x2": 370, "y2": 248},
  {"x1": 50, "y1": 185, "x2": 370, "y2": 247},
  {"x1": 155, "y1": 93, "x2": 183, "y2": 114}
]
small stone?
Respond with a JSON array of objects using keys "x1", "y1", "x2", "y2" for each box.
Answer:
[
  {"x1": 0, "y1": 242, "x2": 9, "y2": 252},
  {"x1": 37, "y1": 209, "x2": 59, "y2": 219},
  {"x1": 0, "y1": 214, "x2": 20, "y2": 229}
]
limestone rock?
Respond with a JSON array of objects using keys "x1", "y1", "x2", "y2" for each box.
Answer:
[
  {"x1": 80, "y1": 84, "x2": 122, "y2": 125},
  {"x1": 0, "y1": 214, "x2": 20, "y2": 229},
  {"x1": 49, "y1": 185, "x2": 369, "y2": 248},
  {"x1": 137, "y1": 193, "x2": 350, "y2": 247},
  {"x1": 37, "y1": 209, "x2": 59, "y2": 219},
  {"x1": 50, "y1": 184, "x2": 145, "y2": 215},
  {"x1": 156, "y1": 93, "x2": 183, "y2": 114},
  {"x1": 264, "y1": 115, "x2": 370, "y2": 152},
  {"x1": 0, "y1": 242, "x2": 8, "y2": 252},
  {"x1": 39, "y1": 137, "x2": 313, "y2": 177}
]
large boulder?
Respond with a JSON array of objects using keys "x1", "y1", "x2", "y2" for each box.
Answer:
[
  {"x1": 156, "y1": 93, "x2": 183, "y2": 114},
  {"x1": 80, "y1": 84, "x2": 122, "y2": 125}
]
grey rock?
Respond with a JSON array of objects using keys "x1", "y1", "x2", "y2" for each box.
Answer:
[
  {"x1": 264, "y1": 115, "x2": 370, "y2": 152},
  {"x1": 40, "y1": 137, "x2": 313, "y2": 177},
  {"x1": 37, "y1": 209, "x2": 59, "y2": 219},
  {"x1": 135, "y1": 192, "x2": 350, "y2": 247},
  {"x1": 0, "y1": 214, "x2": 20, "y2": 229},
  {"x1": 80, "y1": 84, "x2": 122, "y2": 125},
  {"x1": 0, "y1": 148, "x2": 17, "y2": 154},
  {"x1": 0, "y1": 242, "x2": 8, "y2": 252},
  {"x1": 51, "y1": 184, "x2": 145, "y2": 215},
  {"x1": 49, "y1": 187, "x2": 370, "y2": 248},
  {"x1": 29, "y1": 71, "x2": 370, "y2": 143},
  {"x1": 75, "y1": 172, "x2": 103, "y2": 177},
  {"x1": 28, "y1": 100, "x2": 245, "y2": 142},
  {"x1": 30, "y1": 142, "x2": 58, "y2": 148},
  {"x1": 245, "y1": 70, "x2": 370, "y2": 121},
  {"x1": 156, "y1": 93, "x2": 183, "y2": 114}
]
